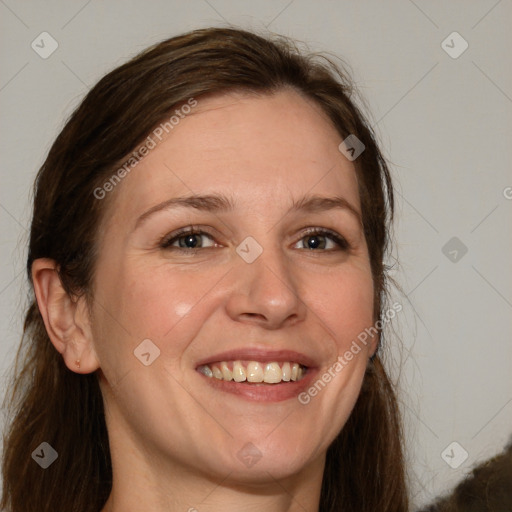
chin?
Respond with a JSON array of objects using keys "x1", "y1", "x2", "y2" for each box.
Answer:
[{"x1": 216, "y1": 432, "x2": 325, "y2": 484}]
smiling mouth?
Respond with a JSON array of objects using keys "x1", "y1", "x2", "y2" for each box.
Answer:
[{"x1": 197, "y1": 360, "x2": 307, "y2": 384}]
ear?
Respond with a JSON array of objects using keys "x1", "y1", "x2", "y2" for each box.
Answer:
[
  {"x1": 369, "y1": 332, "x2": 379, "y2": 358},
  {"x1": 31, "y1": 258, "x2": 100, "y2": 374},
  {"x1": 366, "y1": 322, "x2": 380, "y2": 359}
]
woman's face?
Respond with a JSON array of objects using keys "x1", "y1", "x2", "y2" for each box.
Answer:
[{"x1": 90, "y1": 89, "x2": 375, "y2": 483}]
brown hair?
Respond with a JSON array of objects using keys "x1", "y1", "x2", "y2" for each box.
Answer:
[
  {"x1": 1, "y1": 27, "x2": 408, "y2": 511},
  {"x1": 418, "y1": 440, "x2": 512, "y2": 512}
]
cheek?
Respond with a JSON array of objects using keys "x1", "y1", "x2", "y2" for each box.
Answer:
[
  {"x1": 294, "y1": 265, "x2": 374, "y2": 443},
  {"x1": 92, "y1": 261, "x2": 228, "y2": 367},
  {"x1": 312, "y1": 264, "x2": 375, "y2": 352},
  {"x1": 124, "y1": 265, "x2": 228, "y2": 336}
]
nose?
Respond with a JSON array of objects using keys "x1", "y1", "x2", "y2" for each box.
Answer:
[{"x1": 225, "y1": 241, "x2": 307, "y2": 330}]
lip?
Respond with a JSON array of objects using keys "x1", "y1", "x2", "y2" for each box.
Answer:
[
  {"x1": 195, "y1": 347, "x2": 319, "y2": 403},
  {"x1": 195, "y1": 348, "x2": 318, "y2": 368},
  {"x1": 198, "y1": 370, "x2": 318, "y2": 402}
]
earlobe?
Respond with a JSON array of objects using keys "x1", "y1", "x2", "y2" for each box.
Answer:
[{"x1": 31, "y1": 258, "x2": 100, "y2": 374}]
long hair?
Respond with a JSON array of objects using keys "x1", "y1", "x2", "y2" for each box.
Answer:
[{"x1": 1, "y1": 27, "x2": 408, "y2": 511}]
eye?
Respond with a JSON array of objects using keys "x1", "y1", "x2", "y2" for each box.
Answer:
[
  {"x1": 160, "y1": 228, "x2": 217, "y2": 250},
  {"x1": 294, "y1": 228, "x2": 349, "y2": 251}
]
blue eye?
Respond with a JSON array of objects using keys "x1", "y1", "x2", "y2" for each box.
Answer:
[
  {"x1": 161, "y1": 229, "x2": 215, "y2": 250},
  {"x1": 294, "y1": 229, "x2": 349, "y2": 251},
  {"x1": 160, "y1": 227, "x2": 349, "y2": 253}
]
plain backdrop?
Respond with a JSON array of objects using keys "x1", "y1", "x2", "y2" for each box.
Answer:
[{"x1": 1, "y1": 1, "x2": 511, "y2": 508}]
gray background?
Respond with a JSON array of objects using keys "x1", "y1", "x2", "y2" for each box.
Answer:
[{"x1": 1, "y1": 0, "x2": 511, "y2": 508}]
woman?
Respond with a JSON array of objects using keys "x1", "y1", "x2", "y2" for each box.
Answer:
[{"x1": 1, "y1": 27, "x2": 408, "y2": 511}]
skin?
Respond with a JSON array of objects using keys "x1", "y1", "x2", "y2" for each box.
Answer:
[{"x1": 32, "y1": 89, "x2": 377, "y2": 512}]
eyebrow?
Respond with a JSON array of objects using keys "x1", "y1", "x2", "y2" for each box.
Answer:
[
  {"x1": 135, "y1": 195, "x2": 235, "y2": 229},
  {"x1": 290, "y1": 195, "x2": 362, "y2": 225},
  {"x1": 134, "y1": 193, "x2": 362, "y2": 230}
]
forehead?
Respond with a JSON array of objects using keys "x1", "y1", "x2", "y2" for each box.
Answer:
[{"x1": 104, "y1": 89, "x2": 360, "y2": 226}]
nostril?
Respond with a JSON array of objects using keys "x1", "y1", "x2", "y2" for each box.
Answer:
[{"x1": 241, "y1": 312, "x2": 267, "y2": 321}]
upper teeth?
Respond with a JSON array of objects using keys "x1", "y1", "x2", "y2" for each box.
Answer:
[{"x1": 198, "y1": 361, "x2": 305, "y2": 384}]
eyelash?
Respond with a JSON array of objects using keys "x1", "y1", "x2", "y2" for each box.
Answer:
[{"x1": 159, "y1": 226, "x2": 350, "y2": 253}]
